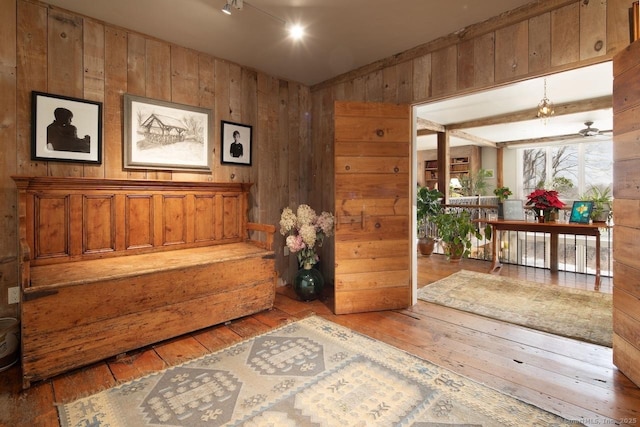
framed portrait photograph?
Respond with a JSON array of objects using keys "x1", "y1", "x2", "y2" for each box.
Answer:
[
  {"x1": 123, "y1": 94, "x2": 212, "y2": 172},
  {"x1": 31, "y1": 91, "x2": 102, "y2": 164},
  {"x1": 569, "y1": 201, "x2": 594, "y2": 224},
  {"x1": 221, "y1": 120, "x2": 252, "y2": 166}
]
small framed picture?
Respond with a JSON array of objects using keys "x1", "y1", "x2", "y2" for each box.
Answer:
[
  {"x1": 503, "y1": 199, "x2": 525, "y2": 221},
  {"x1": 123, "y1": 94, "x2": 212, "y2": 172},
  {"x1": 31, "y1": 91, "x2": 102, "y2": 164},
  {"x1": 221, "y1": 120, "x2": 252, "y2": 166},
  {"x1": 569, "y1": 201, "x2": 594, "y2": 224}
]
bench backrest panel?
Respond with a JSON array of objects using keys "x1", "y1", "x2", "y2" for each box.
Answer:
[{"x1": 14, "y1": 176, "x2": 252, "y2": 266}]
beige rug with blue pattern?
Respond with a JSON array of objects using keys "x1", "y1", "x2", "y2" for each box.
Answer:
[
  {"x1": 418, "y1": 270, "x2": 612, "y2": 347},
  {"x1": 57, "y1": 316, "x2": 580, "y2": 426}
]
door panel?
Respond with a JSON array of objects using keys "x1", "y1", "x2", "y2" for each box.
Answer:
[
  {"x1": 334, "y1": 101, "x2": 411, "y2": 315},
  {"x1": 612, "y1": 40, "x2": 640, "y2": 387}
]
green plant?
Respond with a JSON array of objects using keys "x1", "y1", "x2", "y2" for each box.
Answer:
[
  {"x1": 460, "y1": 169, "x2": 491, "y2": 196},
  {"x1": 417, "y1": 186, "x2": 443, "y2": 238},
  {"x1": 432, "y1": 210, "x2": 485, "y2": 260},
  {"x1": 582, "y1": 185, "x2": 612, "y2": 221},
  {"x1": 493, "y1": 186, "x2": 512, "y2": 202}
]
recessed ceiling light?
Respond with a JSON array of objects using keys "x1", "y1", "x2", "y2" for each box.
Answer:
[{"x1": 289, "y1": 24, "x2": 304, "y2": 40}]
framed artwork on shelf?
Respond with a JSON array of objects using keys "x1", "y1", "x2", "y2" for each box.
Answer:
[
  {"x1": 569, "y1": 201, "x2": 594, "y2": 224},
  {"x1": 123, "y1": 94, "x2": 212, "y2": 172},
  {"x1": 31, "y1": 91, "x2": 102, "y2": 164},
  {"x1": 220, "y1": 120, "x2": 252, "y2": 166}
]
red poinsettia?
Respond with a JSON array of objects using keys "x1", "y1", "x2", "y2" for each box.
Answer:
[{"x1": 526, "y1": 189, "x2": 565, "y2": 211}]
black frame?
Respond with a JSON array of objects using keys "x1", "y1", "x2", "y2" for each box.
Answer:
[
  {"x1": 221, "y1": 120, "x2": 252, "y2": 166},
  {"x1": 31, "y1": 91, "x2": 102, "y2": 164},
  {"x1": 569, "y1": 201, "x2": 594, "y2": 224}
]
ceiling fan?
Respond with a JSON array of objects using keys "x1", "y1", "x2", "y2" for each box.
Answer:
[{"x1": 578, "y1": 121, "x2": 611, "y2": 137}]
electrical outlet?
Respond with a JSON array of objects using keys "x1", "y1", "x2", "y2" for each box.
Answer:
[
  {"x1": 8, "y1": 287, "x2": 19, "y2": 305},
  {"x1": 283, "y1": 246, "x2": 290, "y2": 256}
]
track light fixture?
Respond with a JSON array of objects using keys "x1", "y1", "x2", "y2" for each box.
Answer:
[{"x1": 221, "y1": 0, "x2": 242, "y2": 15}]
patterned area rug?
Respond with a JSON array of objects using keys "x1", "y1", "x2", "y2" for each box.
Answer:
[
  {"x1": 57, "y1": 316, "x2": 579, "y2": 426},
  {"x1": 418, "y1": 270, "x2": 612, "y2": 347}
]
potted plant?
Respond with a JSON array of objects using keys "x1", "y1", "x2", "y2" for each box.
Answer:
[
  {"x1": 493, "y1": 186, "x2": 512, "y2": 219},
  {"x1": 525, "y1": 188, "x2": 565, "y2": 222},
  {"x1": 432, "y1": 209, "x2": 484, "y2": 262},
  {"x1": 416, "y1": 186, "x2": 443, "y2": 256},
  {"x1": 583, "y1": 186, "x2": 612, "y2": 222}
]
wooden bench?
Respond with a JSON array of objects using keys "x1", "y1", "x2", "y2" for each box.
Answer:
[{"x1": 12, "y1": 176, "x2": 276, "y2": 388}]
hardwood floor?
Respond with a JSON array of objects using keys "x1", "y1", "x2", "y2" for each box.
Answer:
[{"x1": 1, "y1": 256, "x2": 637, "y2": 427}]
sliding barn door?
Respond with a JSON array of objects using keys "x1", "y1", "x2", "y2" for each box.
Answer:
[
  {"x1": 333, "y1": 101, "x2": 412, "y2": 314},
  {"x1": 612, "y1": 40, "x2": 640, "y2": 387}
]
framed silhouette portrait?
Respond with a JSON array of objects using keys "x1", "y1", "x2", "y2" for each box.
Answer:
[
  {"x1": 221, "y1": 120, "x2": 252, "y2": 166},
  {"x1": 31, "y1": 91, "x2": 102, "y2": 164}
]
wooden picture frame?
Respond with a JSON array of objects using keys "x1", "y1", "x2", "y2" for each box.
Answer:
[
  {"x1": 31, "y1": 91, "x2": 102, "y2": 164},
  {"x1": 123, "y1": 94, "x2": 212, "y2": 172},
  {"x1": 569, "y1": 201, "x2": 594, "y2": 224},
  {"x1": 221, "y1": 120, "x2": 252, "y2": 166}
]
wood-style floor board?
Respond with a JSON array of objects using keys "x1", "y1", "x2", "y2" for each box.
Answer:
[{"x1": 0, "y1": 255, "x2": 637, "y2": 427}]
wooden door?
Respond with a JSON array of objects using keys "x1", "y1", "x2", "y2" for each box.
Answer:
[
  {"x1": 333, "y1": 101, "x2": 412, "y2": 314},
  {"x1": 612, "y1": 40, "x2": 640, "y2": 387}
]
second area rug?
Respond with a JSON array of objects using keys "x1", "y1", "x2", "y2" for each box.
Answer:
[
  {"x1": 57, "y1": 315, "x2": 579, "y2": 426},
  {"x1": 418, "y1": 270, "x2": 612, "y2": 347}
]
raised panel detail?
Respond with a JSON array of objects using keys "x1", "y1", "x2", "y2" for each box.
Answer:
[
  {"x1": 194, "y1": 195, "x2": 216, "y2": 242},
  {"x1": 126, "y1": 195, "x2": 153, "y2": 249},
  {"x1": 83, "y1": 195, "x2": 115, "y2": 254},
  {"x1": 162, "y1": 195, "x2": 187, "y2": 246},
  {"x1": 222, "y1": 194, "x2": 240, "y2": 239},
  {"x1": 35, "y1": 195, "x2": 69, "y2": 259}
]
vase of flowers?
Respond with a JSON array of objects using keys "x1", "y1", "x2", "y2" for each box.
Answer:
[
  {"x1": 493, "y1": 186, "x2": 512, "y2": 219},
  {"x1": 280, "y1": 204, "x2": 335, "y2": 301},
  {"x1": 525, "y1": 188, "x2": 565, "y2": 223}
]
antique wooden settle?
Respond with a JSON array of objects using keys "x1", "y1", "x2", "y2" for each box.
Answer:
[{"x1": 12, "y1": 176, "x2": 276, "y2": 388}]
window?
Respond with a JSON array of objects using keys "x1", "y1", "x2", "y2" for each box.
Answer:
[{"x1": 518, "y1": 140, "x2": 612, "y2": 200}]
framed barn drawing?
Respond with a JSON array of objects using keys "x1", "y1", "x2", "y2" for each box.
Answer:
[
  {"x1": 123, "y1": 94, "x2": 212, "y2": 172},
  {"x1": 221, "y1": 120, "x2": 252, "y2": 166},
  {"x1": 31, "y1": 91, "x2": 102, "y2": 164}
]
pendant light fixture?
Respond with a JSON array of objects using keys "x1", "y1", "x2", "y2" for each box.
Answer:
[{"x1": 537, "y1": 78, "x2": 555, "y2": 124}]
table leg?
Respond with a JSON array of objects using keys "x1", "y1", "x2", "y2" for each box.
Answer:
[
  {"x1": 489, "y1": 225, "x2": 502, "y2": 273},
  {"x1": 595, "y1": 231, "x2": 601, "y2": 291},
  {"x1": 550, "y1": 232, "x2": 558, "y2": 272}
]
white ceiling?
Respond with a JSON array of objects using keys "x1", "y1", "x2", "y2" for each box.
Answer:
[
  {"x1": 43, "y1": 0, "x2": 534, "y2": 86},
  {"x1": 415, "y1": 61, "x2": 613, "y2": 150}
]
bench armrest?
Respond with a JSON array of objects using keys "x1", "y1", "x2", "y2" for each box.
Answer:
[{"x1": 246, "y1": 222, "x2": 276, "y2": 251}]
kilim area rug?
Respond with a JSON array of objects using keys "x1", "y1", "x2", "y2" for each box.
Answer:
[
  {"x1": 57, "y1": 316, "x2": 580, "y2": 426},
  {"x1": 418, "y1": 270, "x2": 612, "y2": 347}
]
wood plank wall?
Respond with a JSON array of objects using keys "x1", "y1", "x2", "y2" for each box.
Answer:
[
  {"x1": 0, "y1": 0, "x2": 309, "y2": 317},
  {"x1": 308, "y1": 0, "x2": 631, "y2": 285}
]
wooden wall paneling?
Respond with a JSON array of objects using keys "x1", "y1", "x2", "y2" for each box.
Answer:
[
  {"x1": 412, "y1": 54, "x2": 431, "y2": 102},
  {"x1": 607, "y1": 0, "x2": 634, "y2": 55},
  {"x1": 473, "y1": 32, "x2": 495, "y2": 86},
  {"x1": 82, "y1": 19, "x2": 105, "y2": 178},
  {"x1": 457, "y1": 39, "x2": 475, "y2": 91},
  {"x1": 162, "y1": 195, "x2": 187, "y2": 245},
  {"x1": 144, "y1": 39, "x2": 172, "y2": 181},
  {"x1": 126, "y1": 195, "x2": 153, "y2": 249},
  {"x1": 395, "y1": 61, "x2": 413, "y2": 104},
  {"x1": 494, "y1": 21, "x2": 529, "y2": 82},
  {"x1": 431, "y1": 45, "x2": 457, "y2": 97},
  {"x1": 364, "y1": 69, "x2": 383, "y2": 102},
  {"x1": 241, "y1": 68, "x2": 259, "y2": 218},
  {"x1": 83, "y1": 195, "x2": 115, "y2": 254},
  {"x1": 104, "y1": 26, "x2": 128, "y2": 179},
  {"x1": 126, "y1": 33, "x2": 146, "y2": 96},
  {"x1": 35, "y1": 195, "x2": 68, "y2": 259},
  {"x1": 0, "y1": 0, "x2": 17, "y2": 315},
  {"x1": 528, "y1": 13, "x2": 551, "y2": 73},
  {"x1": 579, "y1": 0, "x2": 607, "y2": 60},
  {"x1": 612, "y1": 225, "x2": 640, "y2": 271},
  {"x1": 214, "y1": 59, "x2": 231, "y2": 183},
  {"x1": 194, "y1": 194, "x2": 215, "y2": 242},
  {"x1": 612, "y1": 105, "x2": 640, "y2": 161},
  {"x1": 47, "y1": 8, "x2": 84, "y2": 177},
  {"x1": 171, "y1": 45, "x2": 208, "y2": 182},
  {"x1": 16, "y1": 1, "x2": 47, "y2": 177},
  {"x1": 550, "y1": 2, "x2": 580, "y2": 67},
  {"x1": 613, "y1": 158, "x2": 640, "y2": 200}
]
